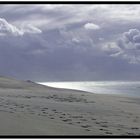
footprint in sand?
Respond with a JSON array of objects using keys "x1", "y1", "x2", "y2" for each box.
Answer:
[
  {"x1": 99, "y1": 128, "x2": 109, "y2": 132},
  {"x1": 131, "y1": 127, "x2": 139, "y2": 130},
  {"x1": 41, "y1": 109, "x2": 46, "y2": 112},
  {"x1": 105, "y1": 132, "x2": 112, "y2": 134},
  {"x1": 91, "y1": 118, "x2": 96, "y2": 120},
  {"x1": 81, "y1": 125, "x2": 91, "y2": 128},
  {"x1": 126, "y1": 132, "x2": 134, "y2": 135},
  {"x1": 9, "y1": 111, "x2": 14, "y2": 113},
  {"x1": 20, "y1": 106, "x2": 24, "y2": 109},
  {"x1": 42, "y1": 107, "x2": 48, "y2": 110},
  {"x1": 59, "y1": 116, "x2": 65, "y2": 118},
  {"x1": 9, "y1": 107, "x2": 14, "y2": 110},
  {"x1": 95, "y1": 122, "x2": 100, "y2": 124},
  {"x1": 62, "y1": 119, "x2": 72, "y2": 122},
  {"x1": 101, "y1": 125, "x2": 108, "y2": 128},
  {"x1": 50, "y1": 117, "x2": 55, "y2": 119},
  {"x1": 85, "y1": 129, "x2": 91, "y2": 131},
  {"x1": 76, "y1": 121, "x2": 81, "y2": 124},
  {"x1": 54, "y1": 111, "x2": 59, "y2": 113},
  {"x1": 42, "y1": 112, "x2": 47, "y2": 114},
  {"x1": 62, "y1": 113, "x2": 66, "y2": 116},
  {"x1": 100, "y1": 128, "x2": 105, "y2": 131},
  {"x1": 67, "y1": 113, "x2": 70, "y2": 115}
]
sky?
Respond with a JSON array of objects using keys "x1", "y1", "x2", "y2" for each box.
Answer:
[{"x1": 0, "y1": 4, "x2": 140, "y2": 82}]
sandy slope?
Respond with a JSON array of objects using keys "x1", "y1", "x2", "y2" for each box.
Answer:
[{"x1": 0, "y1": 77, "x2": 139, "y2": 135}]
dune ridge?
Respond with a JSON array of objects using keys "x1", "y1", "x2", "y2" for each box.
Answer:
[{"x1": 0, "y1": 76, "x2": 139, "y2": 135}]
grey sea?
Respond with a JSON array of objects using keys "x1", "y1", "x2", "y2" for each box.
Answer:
[{"x1": 39, "y1": 81, "x2": 140, "y2": 98}]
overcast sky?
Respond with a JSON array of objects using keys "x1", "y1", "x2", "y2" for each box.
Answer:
[{"x1": 0, "y1": 4, "x2": 140, "y2": 82}]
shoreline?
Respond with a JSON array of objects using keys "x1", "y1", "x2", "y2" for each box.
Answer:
[{"x1": 38, "y1": 82, "x2": 140, "y2": 99}]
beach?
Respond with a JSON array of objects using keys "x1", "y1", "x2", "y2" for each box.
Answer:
[{"x1": 0, "y1": 77, "x2": 139, "y2": 135}]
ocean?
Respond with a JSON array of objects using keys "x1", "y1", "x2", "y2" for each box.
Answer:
[{"x1": 39, "y1": 81, "x2": 140, "y2": 98}]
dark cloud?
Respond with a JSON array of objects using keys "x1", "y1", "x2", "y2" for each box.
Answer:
[{"x1": 0, "y1": 5, "x2": 139, "y2": 81}]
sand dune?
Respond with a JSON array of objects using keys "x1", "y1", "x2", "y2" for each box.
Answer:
[{"x1": 0, "y1": 76, "x2": 139, "y2": 135}]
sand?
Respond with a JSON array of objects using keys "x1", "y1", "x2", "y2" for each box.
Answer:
[{"x1": 0, "y1": 77, "x2": 139, "y2": 135}]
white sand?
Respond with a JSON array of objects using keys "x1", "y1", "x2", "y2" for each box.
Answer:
[{"x1": 0, "y1": 76, "x2": 139, "y2": 135}]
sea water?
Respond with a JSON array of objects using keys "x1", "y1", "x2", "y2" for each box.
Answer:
[{"x1": 39, "y1": 81, "x2": 140, "y2": 98}]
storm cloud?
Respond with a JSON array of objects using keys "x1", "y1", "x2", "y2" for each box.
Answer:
[
  {"x1": 0, "y1": 4, "x2": 140, "y2": 81},
  {"x1": 105, "y1": 29, "x2": 140, "y2": 64}
]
